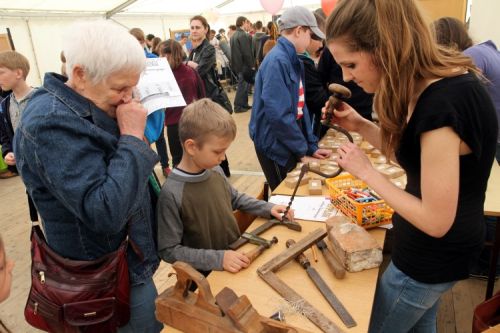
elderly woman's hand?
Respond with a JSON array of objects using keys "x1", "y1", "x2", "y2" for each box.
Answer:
[{"x1": 116, "y1": 100, "x2": 148, "y2": 140}]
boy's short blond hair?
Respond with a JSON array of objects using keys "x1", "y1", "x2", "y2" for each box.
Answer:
[
  {"x1": 179, "y1": 98, "x2": 237, "y2": 147},
  {"x1": 0, "y1": 51, "x2": 30, "y2": 80}
]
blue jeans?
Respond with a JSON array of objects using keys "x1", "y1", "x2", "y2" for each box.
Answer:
[
  {"x1": 368, "y1": 262, "x2": 456, "y2": 333},
  {"x1": 118, "y1": 278, "x2": 163, "y2": 333},
  {"x1": 234, "y1": 72, "x2": 249, "y2": 110}
]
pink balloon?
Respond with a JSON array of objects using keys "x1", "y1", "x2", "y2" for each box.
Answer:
[{"x1": 259, "y1": 0, "x2": 285, "y2": 15}]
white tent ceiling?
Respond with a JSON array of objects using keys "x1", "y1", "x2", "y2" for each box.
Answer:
[{"x1": 0, "y1": 0, "x2": 322, "y2": 17}]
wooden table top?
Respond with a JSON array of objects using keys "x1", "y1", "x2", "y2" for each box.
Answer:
[
  {"x1": 206, "y1": 218, "x2": 386, "y2": 333},
  {"x1": 485, "y1": 161, "x2": 500, "y2": 217}
]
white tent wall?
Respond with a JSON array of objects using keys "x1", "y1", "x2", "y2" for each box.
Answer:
[{"x1": 468, "y1": 0, "x2": 500, "y2": 46}]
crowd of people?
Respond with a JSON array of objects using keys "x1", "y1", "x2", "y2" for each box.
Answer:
[{"x1": 0, "y1": 1, "x2": 499, "y2": 332}]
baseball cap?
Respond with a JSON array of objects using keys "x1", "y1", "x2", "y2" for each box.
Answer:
[{"x1": 278, "y1": 6, "x2": 325, "y2": 40}]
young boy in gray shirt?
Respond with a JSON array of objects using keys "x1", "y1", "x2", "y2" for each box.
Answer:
[{"x1": 157, "y1": 98, "x2": 291, "y2": 273}]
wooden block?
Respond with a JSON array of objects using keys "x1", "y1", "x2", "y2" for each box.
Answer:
[
  {"x1": 320, "y1": 159, "x2": 338, "y2": 167},
  {"x1": 379, "y1": 166, "x2": 405, "y2": 179},
  {"x1": 308, "y1": 179, "x2": 323, "y2": 195},
  {"x1": 327, "y1": 153, "x2": 339, "y2": 161},
  {"x1": 360, "y1": 141, "x2": 374, "y2": 153},
  {"x1": 372, "y1": 155, "x2": 387, "y2": 164},
  {"x1": 370, "y1": 149, "x2": 382, "y2": 158},
  {"x1": 308, "y1": 161, "x2": 321, "y2": 172},
  {"x1": 283, "y1": 175, "x2": 309, "y2": 188},
  {"x1": 325, "y1": 216, "x2": 382, "y2": 272},
  {"x1": 320, "y1": 164, "x2": 340, "y2": 175},
  {"x1": 374, "y1": 164, "x2": 389, "y2": 172},
  {"x1": 287, "y1": 169, "x2": 301, "y2": 178}
]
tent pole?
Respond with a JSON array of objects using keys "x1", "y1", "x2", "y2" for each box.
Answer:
[
  {"x1": 105, "y1": 0, "x2": 138, "y2": 19},
  {"x1": 25, "y1": 19, "x2": 42, "y2": 85}
]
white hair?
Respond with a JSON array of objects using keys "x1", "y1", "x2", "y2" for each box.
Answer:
[{"x1": 63, "y1": 20, "x2": 146, "y2": 84}]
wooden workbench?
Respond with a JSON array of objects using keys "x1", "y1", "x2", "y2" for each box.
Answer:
[
  {"x1": 484, "y1": 161, "x2": 500, "y2": 299},
  {"x1": 160, "y1": 174, "x2": 387, "y2": 333}
]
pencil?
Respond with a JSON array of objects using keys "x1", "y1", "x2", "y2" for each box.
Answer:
[{"x1": 312, "y1": 245, "x2": 318, "y2": 262}]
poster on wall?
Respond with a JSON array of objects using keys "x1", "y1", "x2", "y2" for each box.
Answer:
[{"x1": 170, "y1": 29, "x2": 192, "y2": 53}]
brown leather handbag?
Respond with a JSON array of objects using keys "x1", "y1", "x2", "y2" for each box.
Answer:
[
  {"x1": 473, "y1": 291, "x2": 500, "y2": 333},
  {"x1": 24, "y1": 224, "x2": 130, "y2": 333}
]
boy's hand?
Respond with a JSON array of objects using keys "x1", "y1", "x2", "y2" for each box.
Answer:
[
  {"x1": 271, "y1": 204, "x2": 294, "y2": 221},
  {"x1": 4, "y1": 152, "x2": 16, "y2": 166},
  {"x1": 223, "y1": 250, "x2": 250, "y2": 273}
]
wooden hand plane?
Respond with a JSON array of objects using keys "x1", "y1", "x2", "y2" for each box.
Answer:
[{"x1": 155, "y1": 261, "x2": 312, "y2": 333}]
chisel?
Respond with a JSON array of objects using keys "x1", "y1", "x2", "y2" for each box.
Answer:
[{"x1": 286, "y1": 240, "x2": 356, "y2": 328}]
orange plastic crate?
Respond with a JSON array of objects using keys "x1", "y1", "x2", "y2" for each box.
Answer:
[{"x1": 325, "y1": 174, "x2": 393, "y2": 229}]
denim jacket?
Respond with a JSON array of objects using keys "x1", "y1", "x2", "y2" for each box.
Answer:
[
  {"x1": 13, "y1": 73, "x2": 160, "y2": 284},
  {"x1": 249, "y1": 37, "x2": 318, "y2": 167}
]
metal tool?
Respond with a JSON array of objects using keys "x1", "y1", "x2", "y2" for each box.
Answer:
[
  {"x1": 258, "y1": 228, "x2": 344, "y2": 333},
  {"x1": 316, "y1": 239, "x2": 346, "y2": 279},
  {"x1": 243, "y1": 236, "x2": 278, "y2": 263},
  {"x1": 229, "y1": 218, "x2": 301, "y2": 250},
  {"x1": 286, "y1": 239, "x2": 356, "y2": 329}
]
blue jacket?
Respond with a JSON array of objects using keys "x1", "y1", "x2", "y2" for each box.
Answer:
[
  {"x1": 249, "y1": 37, "x2": 318, "y2": 167},
  {"x1": 0, "y1": 95, "x2": 13, "y2": 158},
  {"x1": 13, "y1": 73, "x2": 160, "y2": 285}
]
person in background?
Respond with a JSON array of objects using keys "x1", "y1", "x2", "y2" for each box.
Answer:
[
  {"x1": 230, "y1": 16, "x2": 254, "y2": 113},
  {"x1": 157, "y1": 99, "x2": 292, "y2": 275},
  {"x1": 432, "y1": 16, "x2": 500, "y2": 164},
  {"x1": 129, "y1": 27, "x2": 171, "y2": 177},
  {"x1": 179, "y1": 35, "x2": 189, "y2": 59},
  {"x1": 187, "y1": 15, "x2": 231, "y2": 177},
  {"x1": 252, "y1": 21, "x2": 266, "y2": 68},
  {"x1": 249, "y1": 6, "x2": 331, "y2": 190},
  {"x1": 324, "y1": 0, "x2": 498, "y2": 331},
  {"x1": 60, "y1": 51, "x2": 67, "y2": 77},
  {"x1": 0, "y1": 234, "x2": 14, "y2": 303},
  {"x1": 146, "y1": 33, "x2": 155, "y2": 52},
  {"x1": 227, "y1": 25, "x2": 237, "y2": 41},
  {"x1": 159, "y1": 39, "x2": 205, "y2": 167},
  {"x1": 151, "y1": 36, "x2": 162, "y2": 56},
  {"x1": 298, "y1": 10, "x2": 329, "y2": 137},
  {"x1": 0, "y1": 50, "x2": 36, "y2": 179},
  {"x1": 14, "y1": 20, "x2": 163, "y2": 332},
  {"x1": 261, "y1": 22, "x2": 279, "y2": 61}
]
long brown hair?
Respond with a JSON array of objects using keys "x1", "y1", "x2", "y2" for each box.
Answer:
[
  {"x1": 325, "y1": 0, "x2": 477, "y2": 156},
  {"x1": 158, "y1": 39, "x2": 184, "y2": 69}
]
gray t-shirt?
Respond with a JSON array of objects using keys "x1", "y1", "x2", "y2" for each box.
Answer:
[{"x1": 9, "y1": 88, "x2": 36, "y2": 130}]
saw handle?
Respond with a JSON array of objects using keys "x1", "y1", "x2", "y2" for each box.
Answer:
[{"x1": 286, "y1": 239, "x2": 311, "y2": 269}]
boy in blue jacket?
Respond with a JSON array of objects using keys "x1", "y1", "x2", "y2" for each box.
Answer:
[{"x1": 249, "y1": 7, "x2": 331, "y2": 190}]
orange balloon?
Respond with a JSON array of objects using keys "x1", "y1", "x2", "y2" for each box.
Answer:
[{"x1": 321, "y1": 0, "x2": 338, "y2": 16}]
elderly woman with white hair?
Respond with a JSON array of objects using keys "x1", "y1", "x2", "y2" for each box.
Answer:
[{"x1": 13, "y1": 21, "x2": 163, "y2": 332}]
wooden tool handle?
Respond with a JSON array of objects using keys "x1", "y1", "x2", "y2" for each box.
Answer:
[
  {"x1": 286, "y1": 239, "x2": 310, "y2": 269},
  {"x1": 245, "y1": 245, "x2": 266, "y2": 263},
  {"x1": 316, "y1": 240, "x2": 346, "y2": 279},
  {"x1": 320, "y1": 246, "x2": 346, "y2": 280}
]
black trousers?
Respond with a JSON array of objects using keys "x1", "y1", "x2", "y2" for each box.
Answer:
[
  {"x1": 255, "y1": 149, "x2": 297, "y2": 191},
  {"x1": 166, "y1": 123, "x2": 183, "y2": 167}
]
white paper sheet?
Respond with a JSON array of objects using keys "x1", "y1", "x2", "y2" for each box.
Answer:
[
  {"x1": 135, "y1": 58, "x2": 186, "y2": 114},
  {"x1": 269, "y1": 195, "x2": 341, "y2": 222}
]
